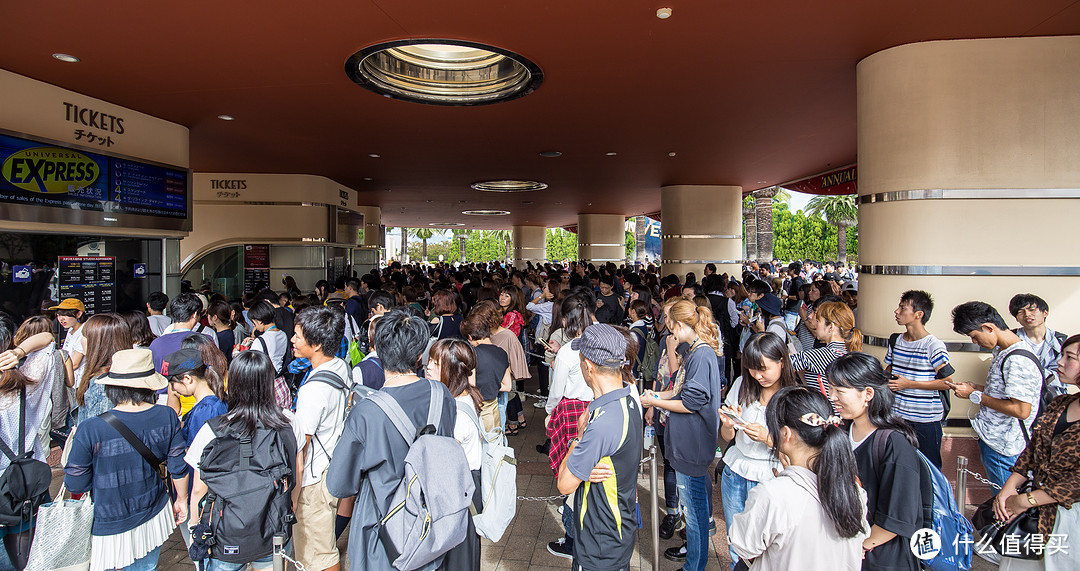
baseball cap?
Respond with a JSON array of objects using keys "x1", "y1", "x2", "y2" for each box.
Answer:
[
  {"x1": 160, "y1": 348, "x2": 205, "y2": 377},
  {"x1": 571, "y1": 323, "x2": 629, "y2": 368},
  {"x1": 49, "y1": 298, "x2": 85, "y2": 312},
  {"x1": 842, "y1": 281, "x2": 858, "y2": 292}
]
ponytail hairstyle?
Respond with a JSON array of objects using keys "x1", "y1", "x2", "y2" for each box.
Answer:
[
  {"x1": 739, "y1": 332, "x2": 799, "y2": 407},
  {"x1": 429, "y1": 338, "x2": 482, "y2": 411},
  {"x1": 815, "y1": 301, "x2": 862, "y2": 352},
  {"x1": 560, "y1": 294, "x2": 593, "y2": 339},
  {"x1": 826, "y1": 352, "x2": 917, "y2": 445},
  {"x1": 615, "y1": 325, "x2": 639, "y2": 386},
  {"x1": 668, "y1": 299, "x2": 721, "y2": 356},
  {"x1": 766, "y1": 386, "x2": 866, "y2": 538}
]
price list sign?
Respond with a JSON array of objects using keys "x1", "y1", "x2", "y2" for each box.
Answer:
[
  {"x1": 58, "y1": 256, "x2": 116, "y2": 314},
  {"x1": 243, "y1": 244, "x2": 270, "y2": 294}
]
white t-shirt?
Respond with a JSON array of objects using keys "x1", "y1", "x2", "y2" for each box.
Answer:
[
  {"x1": 62, "y1": 325, "x2": 86, "y2": 387},
  {"x1": 293, "y1": 357, "x2": 351, "y2": 487},
  {"x1": 546, "y1": 341, "x2": 594, "y2": 414},
  {"x1": 253, "y1": 328, "x2": 288, "y2": 374},
  {"x1": 454, "y1": 395, "x2": 483, "y2": 471},
  {"x1": 162, "y1": 323, "x2": 218, "y2": 346},
  {"x1": 146, "y1": 314, "x2": 171, "y2": 337}
]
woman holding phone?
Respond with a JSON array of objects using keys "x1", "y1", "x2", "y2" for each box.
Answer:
[{"x1": 717, "y1": 332, "x2": 800, "y2": 569}]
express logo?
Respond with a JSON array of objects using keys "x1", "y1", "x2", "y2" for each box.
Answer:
[{"x1": 1, "y1": 147, "x2": 99, "y2": 194}]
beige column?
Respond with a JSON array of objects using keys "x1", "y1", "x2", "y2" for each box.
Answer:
[
  {"x1": 354, "y1": 205, "x2": 383, "y2": 270},
  {"x1": 512, "y1": 225, "x2": 546, "y2": 267},
  {"x1": 660, "y1": 185, "x2": 743, "y2": 279},
  {"x1": 858, "y1": 36, "x2": 1080, "y2": 421},
  {"x1": 577, "y1": 214, "x2": 625, "y2": 266}
]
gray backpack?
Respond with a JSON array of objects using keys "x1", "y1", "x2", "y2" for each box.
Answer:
[
  {"x1": 368, "y1": 381, "x2": 475, "y2": 571},
  {"x1": 455, "y1": 400, "x2": 517, "y2": 542}
]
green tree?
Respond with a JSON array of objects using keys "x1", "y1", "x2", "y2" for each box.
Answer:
[
  {"x1": 805, "y1": 195, "x2": 858, "y2": 263},
  {"x1": 408, "y1": 228, "x2": 443, "y2": 262},
  {"x1": 546, "y1": 228, "x2": 578, "y2": 262},
  {"x1": 625, "y1": 230, "x2": 635, "y2": 259},
  {"x1": 771, "y1": 202, "x2": 858, "y2": 263}
]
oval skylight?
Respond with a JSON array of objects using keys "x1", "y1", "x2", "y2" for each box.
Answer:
[
  {"x1": 462, "y1": 209, "x2": 511, "y2": 216},
  {"x1": 346, "y1": 39, "x2": 543, "y2": 106},
  {"x1": 470, "y1": 180, "x2": 548, "y2": 192}
]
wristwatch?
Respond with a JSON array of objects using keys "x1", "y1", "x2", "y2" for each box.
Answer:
[
  {"x1": 969, "y1": 390, "x2": 983, "y2": 405},
  {"x1": 1026, "y1": 492, "x2": 1038, "y2": 506}
]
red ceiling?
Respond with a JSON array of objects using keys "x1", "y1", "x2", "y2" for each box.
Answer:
[{"x1": 2, "y1": 0, "x2": 1077, "y2": 229}]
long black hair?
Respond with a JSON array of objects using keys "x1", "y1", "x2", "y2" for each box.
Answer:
[
  {"x1": 560, "y1": 294, "x2": 594, "y2": 339},
  {"x1": 220, "y1": 350, "x2": 290, "y2": 436},
  {"x1": 739, "y1": 332, "x2": 800, "y2": 407},
  {"x1": 766, "y1": 386, "x2": 866, "y2": 538},
  {"x1": 826, "y1": 352, "x2": 918, "y2": 446}
]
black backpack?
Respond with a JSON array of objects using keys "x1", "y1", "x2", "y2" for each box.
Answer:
[
  {"x1": 997, "y1": 348, "x2": 1052, "y2": 434},
  {"x1": 195, "y1": 416, "x2": 298, "y2": 564},
  {"x1": 0, "y1": 388, "x2": 52, "y2": 527}
]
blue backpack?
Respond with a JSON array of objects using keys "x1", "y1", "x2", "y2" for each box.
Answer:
[{"x1": 872, "y1": 429, "x2": 972, "y2": 571}]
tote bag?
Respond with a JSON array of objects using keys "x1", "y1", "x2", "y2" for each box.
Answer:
[{"x1": 25, "y1": 486, "x2": 93, "y2": 571}]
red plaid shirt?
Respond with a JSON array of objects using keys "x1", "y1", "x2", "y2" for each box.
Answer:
[
  {"x1": 546, "y1": 398, "x2": 590, "y2": 474},
  {"x1": 273, "y1": 375, "x2": 292, "y2": 410}
]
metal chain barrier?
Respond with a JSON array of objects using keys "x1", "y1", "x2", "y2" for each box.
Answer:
[
  {"x1": 273, "y1": 535, "x2": 308, "y2": 571},
  {"x1": 517, "y1": 494, "x2": 568, "y2": 502},
  {"x1": 962, "y1": 467, "x2": 1002, "y2": 490}
]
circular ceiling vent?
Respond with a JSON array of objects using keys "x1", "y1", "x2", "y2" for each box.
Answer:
[
  {"x1": 462, "y1": 209, "x2": 510, "y2": 216},
  {"x1": 470, "y1": 180, "x2": 547, "y2": 192},
  {"x1": 345, "y1": 39, "x2": 543, "y2": 106}
]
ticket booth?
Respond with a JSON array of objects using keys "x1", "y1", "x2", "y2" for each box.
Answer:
[{"x1": 0, "y1": 69, "x2": 190, "y2": 322}]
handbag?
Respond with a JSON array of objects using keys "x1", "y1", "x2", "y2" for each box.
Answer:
[
  {"x1": 24, "y1": 485, "x2": 93, "y2": 571},
  {"x1": 977, "y1": 467, "x2": 1042, "y2": 560}
]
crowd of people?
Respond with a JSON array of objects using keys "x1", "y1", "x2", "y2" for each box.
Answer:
[{"x1": 0, "y1": 258, "x2": 1073, "y2": 571}]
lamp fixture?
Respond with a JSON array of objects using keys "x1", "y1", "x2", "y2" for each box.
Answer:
[
  {"x1": 462, "y1": 209, "x2": 510, "y2": 216},
  {"x1": 471, "y1": 180, "x2": 547, "y2": 192},
  {"x1": 217, "y1": 114, "x2": 235, "y2": 121},
  {"x1": 656, "y1": 7, "x2": 673, "y2": 19},
  {"x1": 52, "y1": 53, "x2": 80, "y2": 63}
]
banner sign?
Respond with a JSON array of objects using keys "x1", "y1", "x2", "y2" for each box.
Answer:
[{"x1": 783, "y1": 164, "x2": 857, "y2": 196}]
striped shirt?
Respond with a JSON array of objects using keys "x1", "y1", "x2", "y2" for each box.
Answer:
[
  {"x1": 790, "y1": 343, "x2": 846, "y2": 397},
  {"x1": 884, "y1": 334, "x2": 950, "y2": 423},
  {"x1": 790, "y1": 342, "x2": 846, "y2": 397}
]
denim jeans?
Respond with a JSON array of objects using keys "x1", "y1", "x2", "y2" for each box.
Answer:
[
  {"x1": 906, "y1": 419, "x2": 944, "y2": 469},
  {"x1": 498, "y1": 391, "x2": 509, "y2": 431},
  {"x1": 208, "y1": 554, "x2": 274, "y2": 571},
  {"x1": 978, "y1": 439, "x2": 1020, "y2": 489},
  {"x1": 562, "y1": 501, "x2": 576, "y2": 540},
  {"x1": 117, "y1": 546, "x2": 161, "y2": 571},
  {"x1": 720, "y1": 465, "x2": 758, "y2": 570},
  {"x1": 783, "y1": 311, "x2": 799, "y2": 331},
  {"x1": 676, "y1": 471, "x2": 712, "y2": 571}
]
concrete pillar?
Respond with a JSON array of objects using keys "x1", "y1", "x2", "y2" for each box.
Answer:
[
  {"x1": 858, "y1": 36, "x2": 1080, "y2": 420},
  {"x1": 753, "y1": 187, "x2": 779, "y2": 262},
  {"x1": 660, "y1": 185, "x2": 743, "y2": 279},
  {"x1": 577, "y1": 214, "x2": 625, "y2": 266},
  {"x1": 743, "y1": 200, "x2": 757, "y2": 262},
  {"x1": 512, "y1": 225, "x2": 546, "y2": 267}
]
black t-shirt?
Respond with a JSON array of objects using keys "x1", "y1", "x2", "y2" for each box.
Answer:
[
  {"x1": 853, "y1": 429, "x2": 924, "y2": 571},
  {"x1": 431, "y1": 314, "x2": 463, "y2": 340},
  {"x1": 785, "y1": 276, "x2": 805, "y2": 311},
  {"x1": 473, "y1": 343, "x2": 509, "y2": 401},
  {"x1": 595, "y1": 292, "x2": 624, "y2": 325}
]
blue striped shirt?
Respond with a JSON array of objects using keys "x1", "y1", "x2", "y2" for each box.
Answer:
[{"x1": 885, "y1": 334, "x2": 950, "y2": 422}]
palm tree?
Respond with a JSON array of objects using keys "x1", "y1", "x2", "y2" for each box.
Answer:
[
  {"x1": 490, "y1": 230, "x2": 512, "y2": 264},
  {"x1": 805, "y1": 194, "x2": 858, "y2": 263},
  {"x1": 408, "y1": 228, "x2": 444, "y2": 262}
]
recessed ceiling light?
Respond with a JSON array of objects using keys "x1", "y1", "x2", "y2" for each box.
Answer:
[
  {"x1": 757, "y1": 180, "x2": 768, "y2": 184},
  {"x1": 668, "y1": 152, "x2": 677, "y2": 157},
  {"x1": 471, "y1": 180, "x2": 547, "y2": 192},
  {"x1": 656, "y1": 7, "x2": 673, "y2": 19},
  {"x1": 430, "y1": 222, "x2": 465, "y2": 227},
  {"x1": 605, "y1": 152, "x2": 617, "y2": 156},
  {"x1": 368, "y1": 153, "x2": 380, "y2": 158},
  {"x1": 363, "y1": 177, "x2": 373, "y2": 181},
  {"x1": 346, "y1": 39, "x2": 543, "y2": 106},
  {"x1": 539, "y1": 151, "x2": 562, "y2": 158},
  {"x1": 462, "y1": 209, "x2": 510, "y2": 216},
  {"x1": 217, "y1": 114, "x2": 235, "y2": 121},
  {"x1": 52, "y1": 53, "x2": 80, "y2": 63}
]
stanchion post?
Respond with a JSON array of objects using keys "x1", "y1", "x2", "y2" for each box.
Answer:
[
  {"x1": 273, "y1": 534, "x2": 285, "y2": 571},
  {"x1": 649, "y1": 445, "x2": 660, "y2": 570},
  {"x1": 956, "y1": 455, "x2": 968, "y2": 508}
]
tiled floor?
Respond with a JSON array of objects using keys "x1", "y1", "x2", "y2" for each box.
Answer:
[{"x1": 47, "y1": 390, "x2": 996, "y2": 570}]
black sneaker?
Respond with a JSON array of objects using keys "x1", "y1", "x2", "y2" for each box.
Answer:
[
  {"x1": 678, "y1": 519, "x2": 717, "y2": 539},
  {"x1": 659, "y1": 514, "x2": 680, "y2": 540},
  {"x1": 664, "y1": 543, "x2": 687, "y2": 562},
  {"x1": 547, "y1": 537, "x2": 573, "y2": 560},
  {"x1": 536, "y1": 440, "x2": 551, "y2": 455}
]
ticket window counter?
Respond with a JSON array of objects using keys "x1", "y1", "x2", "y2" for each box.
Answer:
[
  {"x1": 181, "y1": 244, "x2": 346, "y2": 299},
  {"x1": 0, "y1": 232, "x2": 176, "y2": 323}
]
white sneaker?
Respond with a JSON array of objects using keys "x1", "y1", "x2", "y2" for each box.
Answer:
[{"x1": 533, "y1": 398, "x2": 547, "y2": 408}]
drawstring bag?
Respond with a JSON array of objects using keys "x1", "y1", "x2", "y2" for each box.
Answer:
[{"x1": 24, "y1": 486, "x2": 93, "y2": 571}]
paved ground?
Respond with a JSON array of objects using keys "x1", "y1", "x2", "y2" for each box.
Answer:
[{"x1": 47, "y1": 387, "x2": 996, "y2": 570}]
